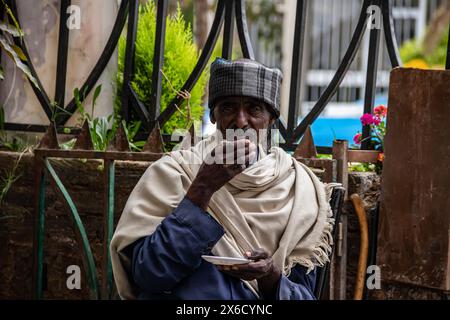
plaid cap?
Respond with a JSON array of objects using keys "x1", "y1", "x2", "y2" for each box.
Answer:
[{"x1": 208, "y1": 58, "x2": 283, "y2": 118}]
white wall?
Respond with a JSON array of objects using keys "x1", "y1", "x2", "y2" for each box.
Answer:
[{"x1": 0, "y1": 0, "x2": 119, "y2": 127}]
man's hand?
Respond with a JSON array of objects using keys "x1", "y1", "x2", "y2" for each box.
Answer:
[
  {"x1": 186, "y1": 139, "x2": 257, "y2": 210},
  {"x1": 217, "y1": 248, "x2": 282, "y2": 299}
]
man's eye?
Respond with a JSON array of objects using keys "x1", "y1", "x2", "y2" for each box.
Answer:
[
  {"x1": 220, "y1": 105, "x2": 234, "y2": 112},
  {"x1": 250, "y1": 105, "x2": 263, "y2": 113}
]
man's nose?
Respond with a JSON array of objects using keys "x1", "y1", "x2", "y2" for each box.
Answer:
[{"x1": 234, "y1": 107, "x2": 249, "y2": 128}]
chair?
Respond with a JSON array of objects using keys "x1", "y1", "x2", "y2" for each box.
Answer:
[{"x1": 314, "y1": 185, "x2": 346, "y2": 299}]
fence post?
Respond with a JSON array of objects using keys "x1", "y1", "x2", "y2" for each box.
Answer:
[
  {"x1": 361, "y1": 0, "x2": 381, "y2": 150},
  {"x1": 222, "y1": 0, "x2": 235, "y2": 59},
  {"x1": 330, "y1": 139, "x2": 349, "y2": 300},
  {"x1": 32, "y1": 155, "x2": 46, "y2": 299},
  {"x1": 150, "y1": 0, "x2": 169, "y2": 122}
]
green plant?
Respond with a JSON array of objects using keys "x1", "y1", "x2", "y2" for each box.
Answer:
[
  {"x1": 123, "y1": 120, "x2": 146, "y2": 151},
  {"x1": 59, "y1": 138, "x2": 76, "y2": 150},
  {"x1": 0, "y1": 106, "x2": 37, "y2": 152},
  {"x1": 0, "y1": 136, "x2": 28, "y2": 152},
  {"x1": 74, "y1": 84, "x2": 115, "y2": 151},
  {"x1": 349, "y1": 162, "x2": 377, "y2": 173},
  {"x1": 0, "y1": 150, "x2": 25, "y2": 206},
  {"x1": 400, "y1": 25, "x2": 448, "y2": 68},
  {"x1": 353, "y1": 105, "x2": 387, "y2": 151},
  {"x1": 74, "y1": 85, "x2": 103, "y2": 125},
  {"x1": 0, "y1": 0, "x2": 38, "y2": 85},
  {"x1": 317, "y1": 154, "x2": 332, "y2": 160},
  {"x1": 352, "y1": 105, "x2": 387, "y2": 173},
  {"x1": 116, "y1": 1, "x2": 209, "y2": 134}
]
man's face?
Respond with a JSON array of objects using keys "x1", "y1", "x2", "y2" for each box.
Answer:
[{"x1": 211, "y1": 96, "x2": 275, "y2": 140}]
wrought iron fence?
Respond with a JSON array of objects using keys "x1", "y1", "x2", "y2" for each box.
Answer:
[{"x1": 1, "y1": 0, "x2": 425, "y2": 151}]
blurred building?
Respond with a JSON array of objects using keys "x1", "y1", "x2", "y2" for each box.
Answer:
[
  {"x1": 187, "y1": 0, "x2": 447, "y2": 144},
  {"x1": 243, "y1": 0, "x2": 447, "y2": 145}
]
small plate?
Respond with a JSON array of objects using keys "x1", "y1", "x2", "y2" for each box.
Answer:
[{"x1": 201, "y1": 255, "x2": 250, "y2": 266}]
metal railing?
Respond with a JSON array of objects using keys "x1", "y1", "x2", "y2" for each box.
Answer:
[
  {"x1": 33, "y1": 141, "x2": 163, "y2": 299},
  {"x1": 2, "y1": 0, "x2": 409, "y2": 150}
]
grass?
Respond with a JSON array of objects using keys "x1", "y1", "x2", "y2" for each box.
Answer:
[{"x1": 0, "y1": 149, "x2": 27, "y2": 208}]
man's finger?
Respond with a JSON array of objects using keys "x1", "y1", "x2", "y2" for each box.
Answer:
[
  {"x1": 220, "y1": 140, "x2": 257, "y2": 164},
  {"x1": 245, "y1": 248, "x2": 269, "y2": 260},
  {"x1": 225, "y1": 140, "x2": 250, "y2": 164},
  {"x1": 227, "y1": 259, "x2": 272, "y2": 273},
  {"x1": 248, "y1": 260, "x2": 272, "y2": 274},
  {"x1": 237, "y1": 260, "x2": 271, "y2": 273}
]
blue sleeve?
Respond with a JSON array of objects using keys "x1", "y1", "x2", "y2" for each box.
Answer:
[
  {"x1": 130, "y1": 197, "x2": 225, "y2": 294},
  {"x1": 277, "y1": 265, "x2": 317, "y2": 300}
]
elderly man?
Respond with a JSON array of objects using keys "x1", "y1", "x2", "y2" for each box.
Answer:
[{"x1": 110, "y1": 58, "x2": 334, "y2": 300}]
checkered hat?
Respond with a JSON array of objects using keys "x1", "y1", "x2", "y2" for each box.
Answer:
[{"x1": 208, "y1": 58, "x2": 283, "y2": 118}]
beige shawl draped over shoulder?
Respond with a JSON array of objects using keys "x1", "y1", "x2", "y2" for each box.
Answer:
[{"x1": 110, "y1": 132, "x2": 335, "y2": 299}]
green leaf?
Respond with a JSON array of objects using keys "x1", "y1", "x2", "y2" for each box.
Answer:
[
  {"x1": 88, "y1": 116, "x2": 112, "y2": 151},
  {"x1": 73, "y1": 87, "x2": 85, "y2": 115},
  {"x1": 12, "y1": 44, "x2": 27, "y2": 61},
  {"x1": 82, "y1": 86, "x2": 88, "y2": 99},
  {"x1": 1, "y1": 0, "x2": 23, "y2": 37},
  {"x1": 129, "y1": 121, "x2": 141, "y2": 139},
  {"x1": 0, "y1": 21, "x2": 23, "y2": 37},
  {"x1": 0, "y1": 35, "x2": 38, "y2": 87},
  {"x1": 73, "y1": 87, "x2": 80, "y2": 100},
  {"x1": 59, "y1": 138, "x2": 76, "y2": 150},
  {"x1": 93, "y1": 84, "x2": 102, "y2": 106},
  {"x1": 133, "y1": 140, "x2": 145, "y2": 147},
  {"x1": 90, "y1": 84, "x2": 102, "y2": 119}
]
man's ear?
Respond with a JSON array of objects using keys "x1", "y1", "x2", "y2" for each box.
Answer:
[
  {"x1": 210, "y1": 108, "x2": 216, "y2": 124},
  {"x1": 209, "y1": 107, "x2": 216, "y2": 124},
  {"x1": 269, "y1": 117, "x2": 275, "y2": 126}
]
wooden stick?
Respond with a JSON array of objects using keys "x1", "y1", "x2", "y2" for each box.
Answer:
[{"x1": 350, "y1": 193, "x2": 369, "y2": 300}]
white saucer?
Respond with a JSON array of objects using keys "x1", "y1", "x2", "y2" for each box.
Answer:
[{"x1": 201, "y1": 255, "x2": 250, "y2": 266}]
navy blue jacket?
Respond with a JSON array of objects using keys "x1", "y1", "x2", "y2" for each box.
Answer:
[{"x1": 129, "y1": 197, "x2": 317, "y2": 300}]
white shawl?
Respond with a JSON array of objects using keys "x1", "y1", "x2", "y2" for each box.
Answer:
[{"x1": 110, "y1": 133, "x2": 335, "y2": 299}]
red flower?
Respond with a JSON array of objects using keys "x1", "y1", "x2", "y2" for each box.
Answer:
[
  {"x1": 360, "y1": 113, "x2": 374, "y2": 126},
  {"x1": 377, "y1": 152, "x2": 385, "y2": 162},
  {"x1": 372, "y1": 116, "x2": 381, "y2": 126},
  {"x1": 353, "y1": 133, "x2": 362, "y2": 145},
  {"x1": 374, "y1": 105, "x2": 387, "y2": 117}
]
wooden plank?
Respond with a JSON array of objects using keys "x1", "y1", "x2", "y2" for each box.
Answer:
[
  {"x1": 333, "y1": 140, "x2": 348, "y2": 198},
  {"x1": 377, "y1": 68, "x2": 450, "y2": 291},
  {"x1": 38, "y1": 124, "x2": 59, "y2": 149},
  {"x1": 331, "y1": 139, "x2": 348, "y2": 300},
  {"x1": 108, "y1": 122, "x2": 130, "y2": 152},
  {"x1": 348, "y1": 150, "x2": 380, "y2": 163},
  {"x1": 295, "y1": 157, "x2": 333, "y2": 168},
  {"x1": 143, "y1": 123, "x2": 165, "y2": 153},
  {"x1": 322, "y1": 160, "x2": 337, "y2": 183},
  {"x1": 295, "y1": 157, "x2": 337, "y2": 183},
  {"x1": 294, "y1": 126, "x2": 318, "y2": 158},
  {"x1": 73, "y1": 121, "x2": 94, "y2": 150},
  {"x1": 34, "y1": 149, "x2": 163, "y2": 162}
]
